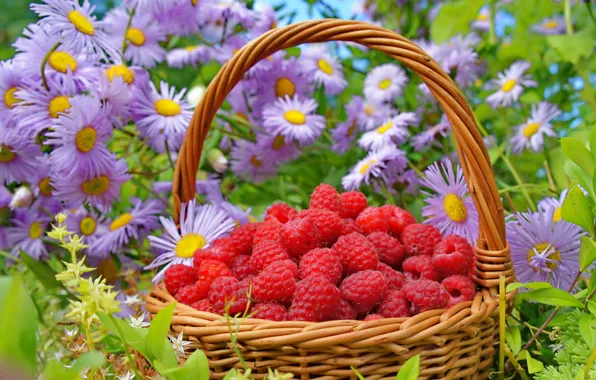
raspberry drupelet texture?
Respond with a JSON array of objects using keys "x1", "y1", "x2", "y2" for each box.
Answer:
[
  {"x1": 251, "y1": 303, "x2": 288, "y2": 321},
  {"x1": 333, "y1": 232, "x2": 379, "y2": 273},
  {"x1": 399, "y1": 223, "x2": 442, "y2": 256},
  {"x1": 282, "y1": 216, "x2": 323, "y2": 258},
  {"x1": 194, "y1": 237, "x2": 237, "y2": 265},
  {"x1": 402, "y1": 279, "x2": 449, "y2": 313},
  {"x1": 299, "y1": 248, "x2": 343, "y2": 284},
  {"x1": 164, "y1": 264, "x2": 197, "y2": 296},
  {"x1": 379, "y1": 205, "x2": 416, "y2": 238},
  {"x1": 309, "y1": 183, "x2": 342, "y2": 214},
  {"x1": 208, "y1": 276, "x2": 248, "y2": 315},
  {"x1": 367, "y1": 231, "x2": 406, "y2": 268},
  {"x1": 289, "y1": 275, "x2": 341, "y2": 322},
  {"x1": 228, "y1": 223, "x2": 259, "y2": 256},
  {"x1": 191, "y1": 299, "x2": 213, "y2": 313},
  {"x1": 195, "y1": 259, "x2": 233, "y2": 299},
  {"x1": 341, "y1": 218, "x2": 363, "y2": 235},
  {"x1": 331, "y1": 298, "x2": 358, "y2": 320},
  {"x1": 377, "y1": 290, "x2": 411, "y2": 318},
  {"x1": 229, "y1": 255, "x2": 254, "y2": 280},
  {"x1": 363, "y1": 314, "x2": 384, "y2": 321},
  {"x1": 339, "y1": 191, "x2": 368, "y2": 219},
  {"x1": 377, "y1": 262, "x2": 406, "y2": 290},
  {"x1": 253, "y1": 217, "x2": 284, "y2": 245},
  {"x1": 340, "y1": 270, "x2": 388, "y2": 315},
  {"x1": 432, "y1": 235, "x2": 475, "y2": 276},
  {"x1": 264, "y1": 203, "x2": 298, "y2": 224},
  {"x1": 249, "y1": 240, "x2": 290, "y2": 272},
  {"x1": 442, "y1": 275, "x2": 476, "y2": 307},
  {"x1": 402, "y1": 255, "x2": 440, "y2": 281},
  {"x1": 251, "y1": 260, "x2": 298, "y2": 304},
  {"x1": 298, "y1": 209, "x2": 343, "y2": 245},
  {"x1": 176, "y1": 284, "x2": 202, "y2": 305},
  {"x1": 356, "y1": 207, "x2": 389, "y2": 235}
]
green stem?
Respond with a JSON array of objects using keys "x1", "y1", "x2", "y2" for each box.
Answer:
[
  {"x1": 85, "y1": 321, "x2": 95, "y2": 351},
  {"x1": 109, "y1": 315, "x2": 143, "y2": 380},
  {"x1": 488, "y1": 0, "x2": 497, "y2": 44},
  {"x1": 564, "y1": 0, "x2": 573, "y2": 35},
  {"x1": 586, "y1": 340, "x2": 596, "y2": 379},
  {"x1": 586, "y1": 1, "x2": 596, "y2": 28},
  {"x1": 163, "y1": 139, "x2": 176, "y2": 173},
  {"x1": 504, "y1": 346, "x2": 530, "y2": 380},
  {"x1": 41, "y1": 42, "x2": 61, "y2": 91},
  {"x1": 0, "y1": 250, "x2": 23, "y2": 265},
  {"x1": 377, "y1": 178, "x2": 396, "y2": 206},
  {"x1": 122, "y1": 8, "x2": 136, "y2": 55},
  {"x1": 500, "y1": 154, "x2": 536, "y2": 212}
]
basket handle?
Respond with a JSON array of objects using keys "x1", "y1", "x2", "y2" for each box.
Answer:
[{"x1": 173, "y1": 19, "x2": 507, "y2": 253}]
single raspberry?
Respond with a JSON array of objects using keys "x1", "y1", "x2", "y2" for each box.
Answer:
[
  {"x1": 309, "y1": 184, "x2": 341, "y2": 213},
  {"x1": 251, "y1": 303, "x2": 288, "y2": 321},
  {"x1": 402, "y1": 255, "x2": 440, "y2": 281},
  {"x1": 432, "y1": 235, "x2": 475, "y2": 276},
  {"x1": 191, "y1": 299, "x2": 213, "y2": 313},
  {"x1": 363, "y1": 314, "x2": 384, "y2": 321},
  {"x1": 164, "y1": 264, "x2": 196, "y2": 296},
  {"x1": 402, "y1": 279, "x2": 449, "y2": 313},
  {"x1": 331, "y1": 298, "x2": 358, "y2": 320},
  {"x1": 377, "y1": 290, "x2": 411, "y2": 318},
  {"x1": 254, "y1": 218, "x2": 284, "y2": 245},
  {"x1": 208, "y1": 276, "x2": 248, "y2": 315},
  {"x1": 333, "y1": 233, "x2": 379, "y2": 273},
  {"x1": 356, "y1": 207, "x2": 389, "y2": 235},
  {"x1": 194, "y1": 237, "x2": 237, "y2": 265},
  {"x1": 282, "y1": 216, "x2": 323, "y2": 258},
  {"x1": 263, "y1": 259, "x2": 299, "y2": 279},
  {"x1": 379, "y1": 205, "x2": 416, "y2": 238},
  {"x1": 252, "y1": 260, "x2": 297, "y2": 303},
  {"x1": 299, "y1": 248, "x2": 343, "y2": 284},
  {"x1": 298, "y1": 209, "x2": 343, "y2": 245},
  {"x1": 442, "y1": 275, "x2": 476, "y2": 307},
  {"x1": 249, "y1": 240, "x2": 290, "y2": 272},
  {"x1": 339, "y1": 191, "x2": 368, "y2": 219},
  {"x1": 377, "y1": 262, "x2": 405, "y2": 290},
  {"x1": 228, "y1": 223, "x2": 259, "y2": 256},
  {"x1": 239, "y1": 275, "x2": 254, "y2": 292},
  {"x1": 289, "y1": 275, "x2": 341, "y2": 322},
  {"x1": 176, "y1": 284, "x2": 202, "y2": 305},
  {"x1": 400, "y1": 224, "x2": 442, "y2": 256},
  {"x1": 340, "y1": 270, "x2": 387, "y2": 315},
  {"x1": 195, "y1": 259, "x2": 233, "y2": 298},
  {"x1": 265, "y1": 203, "x2": 298, "y2": 224},
  {"x1": 229, "y1": 255, "x2": 253, "y2": 280},
  {"x1": 367, "y1": 232, "x2": 406, "y2": 268},
  {"x1": 341, "y1": 218, "x2": 363, "y2": 235}
]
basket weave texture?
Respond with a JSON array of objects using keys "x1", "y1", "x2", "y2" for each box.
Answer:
[{"x1": 146, "y1": 19, "x2": 515, "y2": 379}]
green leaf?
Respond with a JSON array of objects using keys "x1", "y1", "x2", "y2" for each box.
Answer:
[
  {"x1": 581, "y1": 236, "x2": 596, "y2": 272},
  {"x1": 579, "y1": 312, "x2": 596, "y2": 347},
  {"x1": 506, "y1": 281, "x2": 552, "y2": 292},
  {"x1": 20, "y1": 250, "x2": 62, "y2": 292},
  {"x1": 546, "y1": 25, "x2": 596, "y2": 64},
  {"x1": 223, "y1": 369, "x2": 239, "y2": 380},
  {"x1": 505, "y1": 326, "x2": 522, "y2": 355},
  {"x1": 589, "y1": 267, "x2": 596, "y2": 300},
  {"x1": 561, "y1": 185, "x2": 595, "y2": 235},
  {"x1": 588, "y1": 299, "x2": 596, "y2": 317},
  {"x1": 97, "y1": 312, "x2": 148, "y2": 358},
  {"x1": 562, "y1": 137, "x2": 595, "y2": 175},
  {"x1": 146, "y1": 302, "x2": 178, "y2": 370},
  {"x1": 42, "y1": 360, "x2": 80, "y2": 380},
  {"x1": 565, "y1": 161, "x2": 595, "y2": 200},
  {"x1": 521, "y1": 288, "x2": 584, "y2": 308},
  {"x1": 430, "y1": 0, "x2": 484, "y2": 43},
  {"x1": 590, "y1": 126, "x2": 596, "y2": 163},
  {"x1": 396, "y1": 354, "x2": 420, "y2": 380},
  {"x1": 527, "y1": 356, "x2": 545, "y2": 374},
  {"x1": 70, "y1": 351, "x2": 105, "y2": 373},
  {"x1": 181, "y1": 349, "x2": 210, "y2": 380}
]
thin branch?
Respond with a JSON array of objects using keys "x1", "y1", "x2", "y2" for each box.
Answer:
[{"x1": 41, "y1": 42, "x2": 61, "y2": 91}]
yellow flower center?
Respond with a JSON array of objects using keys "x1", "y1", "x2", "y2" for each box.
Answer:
[
  {"x1": 82, "y1": 176, "x2": 110, "y2": 195},
  {"x1": 501, "y1": 79, "x2": 517, "y2": 93},
  {"x1": 317, "y1": 59, "x2": 334, "y2": 75},
  {"x1": 126, "y1": 27, "x2": 146, "y2": 46},
  {"x1": 48, "y1": 96, "x2": 71, "y2": 118},
  {"x1": 175, "y1": 233, "x2": 206, "y2": 258},
  {"x1": 275, "y1": 77, "x2": 296, "y2": 98},
  {"x1": 4, "y1": 87, "x2": 20, "y2": 109},
  {"x1": 377, "y1": 121, "x2": 393, "y2": 134},
  {"x1": 270, "y1": 21, "x2": 277, "y2": 29},
  {"x1": 67, "y1": 10, "x2": 95, "y2": 36},
  {"x1": 80, "y1": 216, "x2": 97, "y2": 235},
  {"x1": 284, "y1": 110, "x2": 306, "y2": 125},
  {"x1": 364, "y1": 104, "x2": 375, "y2": 117},
  {"x1": 48, "y1": 51, "x2": 77, "y2": 73},
  {"x1": 273, "y1": 135, "x2": 285, "y2": 149},
  {"x1": 155, "y1": 99, "x2": 181, "y2": 116},
  {"x1": 359, "y1": 159, "x2": 376, "y2": 175},
  {"x1": 0, "y1": 145, "x2": 16, "y2": 163},
  {"x1": 379, "y1": 79, "x2": 391, "y2": 90},
  {"x1": 29, "y1": 222, "x2": 43, "y2": 240},
  {"x1": 544, "y1": 20, "x2": 558, "y2": 29},
  {"x1": 39, "y1": 178, "x2": 53, "y2": 196},
  {"x1": 105, "y1": 65, "x2": 135, "y2": 84},
  {"x1": 184, "y1": 45, "x2": 197, "y2": 51},
  {"x1": 443, "y1": 193, "x2": 468, "y2": 222},
  {"x1": 527, "y1": 242, "x2": 561, "y2": 271},
  {"x1": 75, "y1": 126, "x2": 97, "y2": 153},
  {"x1": 477, "y1": 13, "x2": 488, "y2": 21},
  {"x1": 250, "y1": 155, "x2": 262, "y2": 167},
  {"x1": 110, "y1": 213, "x2": 133, "y2": 231},
  {"x1": 522, "y1": 122, "x2": 540, "y2": 138},
  {"x1": 191, "y1": 0, "x2": 199, "y2": 5},
  {"x1": 347, "y1": 119, "x2": 357, "y2": 137},
  {"x1": 553, "y1": 207, "x2": 562, "y2": 222}
]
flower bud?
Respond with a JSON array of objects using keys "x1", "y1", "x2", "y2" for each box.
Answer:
[
  {"x1": 207, "y1": 149, "x2": 228, "y2": 173},
  {"x1": 186, "y1": 85, "x2": 206, "y2": 107},
  {"x1": 9, "y1": 186, "x2": 33, "y2": 210}
]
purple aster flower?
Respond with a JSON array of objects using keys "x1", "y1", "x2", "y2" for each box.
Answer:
[
  {"x1": 532, "y1": 16, "x2": 566, "y2": 35},
  {"x1": 486, "y1": 61, "x2": 536, "y2": 108},
  {"x1": 420, "y1": 159, "x2": 479, "y2": 243},
  {"x1": 262, "y1": 96, "x2": 326, "y2": 146},
  {"x1": 332, "y1": 118, "x2": 358, "y2": 154},
  {"x1": 31, "y1": 0, "x2": 118, "y2": 60},
  {"x1": 358, "y1": 112, "x2": 418, "y2": 151},
  {"x1": 230, "y1": 140, "x2": 277, "y2": 183},
  {"x1": 46, "y1": 95, "x2": 114, "y2": 177},
  {"x1": 166, "y1": 45, "x2": 210, "y2": 68},
  {"x1": 300, "y1": 45, "x2": 347, "y2": 95},
  {"x1": 507, "y1": 208, "x2": 584, "y2": 290},
  {"x1": 65, "y1": 207, "x2": 109, "y2": 246},
  {"x1": 0, "y1": 60, "x2": 27, "y2": 126},
  {"x1": 442, "y1": 46, "x2": 483, "y2": 89},
  {"x1": 7, "y1": 204, "x2": 51, "y2": 260},
  {"x1": 94, "y1": 73, "x2": 132, "y2": 128},
  {"x1": 204, "y1": 0, "x2": 256, "y2": 30},
  {"x1": 146, "y1": 200, "x2": 236, "y2": 283},
  {"x1": 412, "y1": 115, "x2": 451, "y2": 151},
  {"x1": 53, "y1": 156, "x2": 130, "y2": 207},
  {"x1": 538, "y1": 189, "x2": 568, "y2": 223},
  {"x1": 103, "y1": 62, "x2": 150, "y2": 90},
  {"x1": 348, "y1": 96, "x2": 394, "y2": 132},
  {"x1": 256, "y1": 133, "x2": 301, "y2": 163},
  {"x1": 511, "y1": 101, "x2": 560, "y2": 154},
  {"x1": 342, "y1": 146, "x2": 404, "y2": 191},
  {"x1": 151, "y1": 0, "x2": 203, "y2": 36},
  {"x1": 0, "y1": 127, "x2": 42, "y2": 185},
  {"x1": 384, "y1": 168, "x2": 420, "y2": 196},
  {"x1": 211, "y1": 35, "x2": 248, "y2": 64},
  {"x1": 364, "y1": 63, "x2": 408, "y2": 104},
  {"x1": 471, "y1": 7, "x2": 491, "y2": 31},
  {"x1": 251, "y1": 3, "x2": 278, "y2": 37}
]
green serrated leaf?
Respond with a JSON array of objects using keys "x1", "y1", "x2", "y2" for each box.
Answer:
[
  {"x1": 579, "y1": 312, "x2": 596, "y2": 347},
  {"x1": 20, "y1": 250, "x2": 62, "y2": 292},
  {"x1": 430, "y1": 0, "x2": 484, "y2": 43},
  {"x1": 396, "y1": 354, "x2": 420, "y2": 380},
  {"x1": 562, "y1": 137, "x2": 595, "y2": 175},
  {"x1": 561, "y1": 185, "x2": 595, "y2": 235},
  {"x1": 505, "y1": 326, "x2": 522, "y2": 355},
  {"x1": 581, "y1": 236, "x2": 596, "y2": 272},
  {"x1": 521, "y1": 288, "x2": 584, "y2": 308},
  {"x1": 506, "y1": 281, "x2": 552, "y2": 292}
]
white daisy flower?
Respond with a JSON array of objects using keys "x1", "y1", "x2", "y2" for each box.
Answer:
[
  {"x1": 342, "y1": 147, "x2": 405, "y2": 191},
  {"x1": 300, "y1": 45, "x2": 347, "y2": 95},
  {"x1": 364, "y1": 63, "x2": 408, "y2": 104},
  {"x1": 358, "y1": 112, "x2": 418, "y2": 151},
  {"x1": 511, "y1": 101, "x2": 560, "y2": 154},
  {"x1": 486, "y1": 61, "x2": 536, "y2": 108}
]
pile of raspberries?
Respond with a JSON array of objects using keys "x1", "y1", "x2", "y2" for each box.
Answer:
[{"x1": 164, "y1": 184, "x2": 477, "y2": 322}]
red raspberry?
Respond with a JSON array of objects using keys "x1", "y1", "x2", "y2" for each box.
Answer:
[
  {"x1": 379, "y1": 205, "x2": 416, "y2": 238},
  {"x1": 289, "y1": 275, "x2": 341, "y2": 322},
  {"x1": 229, "y1": 255, "x2": 254, "y2": 280},
  {"x1": 442, "y1": 275, "x2": 476, "y2": 307},
  {"x1": 432, "y1": 235, "x2": 475, "y2": 276},
  {"x1": 333, "y1": 232, "x2": 379, "y2": 273},
  {"x1": 208, "y1": 276, "x2": 248, "y2": 315},
  {"x1": 367, "y1": 232, "x2": 406, "y2": 268},
  {"x1": 251, "y1": 303, "x2": 288, "y2": 321},
  {"x1": 341, "y1": 218, "x2": 363, "y2": 235},
  {"x1": 191, "y1": 299, "x2": 213, "y2": 313},
  {"x1": 402, "y1": 279, "x2": 449, "y2": 313},
  {"x1": 254, "y1": 218, "x2": 284, "y2": 245},
  {"x1": 400, "y1": 224, "x2": 442, "y2": 256},
  {"x1": 309, "y1": 184, "x2": 341, "y2": 214},
  {"x1": 194, "y1": 237, "x2": 236, "y2": 265},
  {"x1": 228, "y1": 223, "x2": 259, "y2": 256},
  {"x1": 298, "y1": 209, "x2": 343, "y2": 245},
  {"x1": 249, "y1": 240, "x2": 290, "y2": 272},
  {"x1": 331, "y1": 298, "x2": 357, "y2": 320},
  {"x1": 195, "y1": 259, "x2": 233, "y2": 298},
  {"x1": 377, "y1": 262, "x2": 405, "y2": 290},
  {"x1": 356, "y1": 207, "x2": 389, "y2": 235},
  {"x1": 299, "y1": 248, "x2": 343, "y2": 284},
  {"x1": 282, "y1": 216, "x2": 323, "y2": 258},
  {"x1": 265, "y1": 203, "x2": 298, "y2": 224},
  {"x1": 402, "y1": 255, "x2": 440, "y2": 281},
  {"x1": 164, "y1": 264, "x2": 196, "y2": 296},
  {"x1": 252, "y1": 260, "x2": 297, "y2": 303},
  {"x1": 340, "y1": 270, "x2": 387, "y2": 315},
  {"x1": 339, "y1": 191, "x2": 367, "y2": 219},
  {"x1": 377, "y1": 290, "x2": 411, "y2": 318},
  {"x1": 176, "y1": 284, "x2": 202, "y2": 305},
  {"x1": 239, "y1": 275, "x2": 254, "y2": 292},
  {"x1": 364, "y1": 314, "x2": 384, "y2": 321}
]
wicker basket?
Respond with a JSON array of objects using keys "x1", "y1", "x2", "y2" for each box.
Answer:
[{"x1": 146, "y1": 19, "x2": 515, "y2": 379}]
